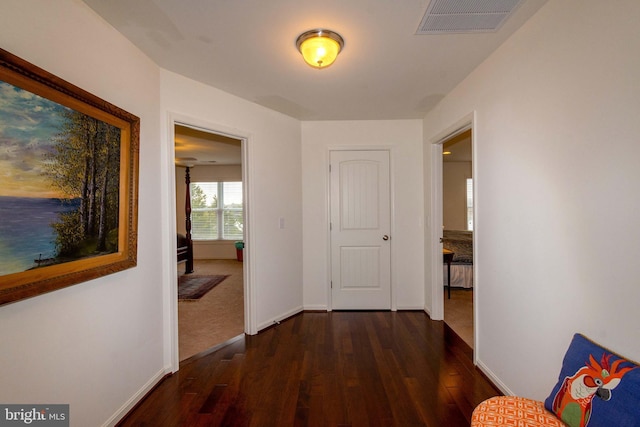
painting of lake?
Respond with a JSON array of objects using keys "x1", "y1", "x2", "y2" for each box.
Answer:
[
  {"x1": 0, "y1": 79, "x2": 122, "y2": 282},
  {"x1": 0, "y1": 196, "x2": 80, "y2": 275},
  {"x1": 0, "y1": 51, "x2": 139, "y2": 306}
]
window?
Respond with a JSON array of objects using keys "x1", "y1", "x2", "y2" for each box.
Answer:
[
  {"x1": 190, "y1": 181, "x2": 243, "y2": 240},
  {"x1": 466, "y1": 178, "x2": 473, "y2": 231}
]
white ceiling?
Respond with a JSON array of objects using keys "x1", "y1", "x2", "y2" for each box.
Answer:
[
  {"x1": 443, "y1": 129, "x2": 472, "y2": 162},
  {"x1": 174, "y1": 125, "x2": 241, "y2": 166},
  {"x1": 83, "y1": 0, "x2": 547, "y2": 121}
]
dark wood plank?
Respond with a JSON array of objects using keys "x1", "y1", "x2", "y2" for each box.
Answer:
[{"x1": 117, "y1": 311, "x2": 501, "y2": 426}]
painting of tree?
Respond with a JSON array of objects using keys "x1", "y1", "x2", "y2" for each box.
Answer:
[
  {"x1": 0, "y1": 47, "x2": 139, "y2": 306},
  {"x1": 45, "y1": 110, "x2": 121, "y2": 259}
]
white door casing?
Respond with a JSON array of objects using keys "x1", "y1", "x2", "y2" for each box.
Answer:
[{"x1": 330, "y1": 150, "x2": 391, "y2": 309}]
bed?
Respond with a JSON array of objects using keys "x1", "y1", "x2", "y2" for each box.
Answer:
[
  {"x1": 177, "y1": 233, "x2": 191, "y2": 262},
  {"x1": 177, "y1": 233, "x2": 194, "y2": 274},
  {"x1": 177, "y1": 166, "x2": 194, "y2": 274},
  {"x1": 443, "y1": 230, "x2": 473, "y2": 289}
]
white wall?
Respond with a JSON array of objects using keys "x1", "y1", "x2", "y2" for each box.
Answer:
[
  {"x1": 175, "y1": 165, "x2": 242, "y2": 259},
  {"x1": 302, "y1": 120, "x2": 424, "y2": 310},
  {"x1": 423, "y1": 0, "x2": 640, "y2": 399},
  {"x1": 443, "y1": 162, "x2": 471, "y2": 230},
  {"x1": 0, "y1": 1, "x2": 164, "y2": 426},
  {"x1": 161, "y1": 70, "x2": 304, "y2": 331}
]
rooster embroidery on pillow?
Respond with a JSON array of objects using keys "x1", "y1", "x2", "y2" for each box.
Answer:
[{"x1": 552, "y1": 353, "x2": 635, "y2": 427}]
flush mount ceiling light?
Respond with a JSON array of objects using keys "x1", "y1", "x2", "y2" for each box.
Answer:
[
  {"x1": 296, "y1": 29, "x2": 344, "y2": 69},
  {"x1": 175, "y1": 156, "x2": 197, "y2": 167}
]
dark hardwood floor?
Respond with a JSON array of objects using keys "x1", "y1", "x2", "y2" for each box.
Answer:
[{"x1": 118, "y1": 311, "x2": 500, "y2": 426}]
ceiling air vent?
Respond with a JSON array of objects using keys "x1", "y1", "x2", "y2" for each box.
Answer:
[{"x1": 417, "y1": 0, "x2": 524, "y2": 34}]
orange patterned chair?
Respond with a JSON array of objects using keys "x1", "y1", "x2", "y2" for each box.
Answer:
[
  {"x1": 471, "y1": 396, "x2": 565, "y2": 427},
  {"x1": 472, "y1": 334, "x2": 640, "y2": 427}
]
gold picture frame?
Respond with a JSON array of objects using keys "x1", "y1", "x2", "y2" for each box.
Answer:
[{"x1": 0, "y1": 48, "x2": 139, "y2": 305}]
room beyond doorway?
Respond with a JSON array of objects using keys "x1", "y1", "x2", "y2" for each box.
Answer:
[
  {"x1": 174, "y1": 123, "x2": 246, "y2": 361},
  {"x1": 442, "y1": 129, "x2": 474, "y2": 348},
  {"x1": 178, "y1": 259, "x2": 244, "y2": 361}
]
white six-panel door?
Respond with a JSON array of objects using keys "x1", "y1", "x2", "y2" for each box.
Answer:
[{"x1": 330, "y1": 150, "x2": 391, "y2": 309}]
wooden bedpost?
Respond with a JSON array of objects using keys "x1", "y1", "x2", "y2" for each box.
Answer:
[{"x1": 184, "y1": 166, "x2": 194, "y2": 274}]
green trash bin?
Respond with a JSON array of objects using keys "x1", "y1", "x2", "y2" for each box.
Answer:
[{"x1": 234, "y1": 241, "x2": 244, "y2": 262}]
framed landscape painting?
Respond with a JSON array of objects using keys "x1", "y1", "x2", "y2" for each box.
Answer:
[{"x1": 0, "y1": 48, "x2": 139, "y2": 305}]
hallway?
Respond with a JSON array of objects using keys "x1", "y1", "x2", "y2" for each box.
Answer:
[{"x1": 120, "y1": 311, "x2": 500, "y2": 426}]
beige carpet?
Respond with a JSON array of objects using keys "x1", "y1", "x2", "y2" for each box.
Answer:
[
  {"x1": 178, "y1": 259, "x2": 244, "y2": 361},
  {"x1": 444, "y1": 288, "x2": 474, "y2": 348}
]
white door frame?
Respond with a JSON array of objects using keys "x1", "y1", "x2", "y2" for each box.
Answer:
[
  {"x1": 428, "y1": 112, "x2": 477, "y2": 355},
  {"x1": 327, "y1": 146, "x2": 396, "y2": 311},
  {"x1": 163, "y1": 112, "x2": 256, "y2": 373}
]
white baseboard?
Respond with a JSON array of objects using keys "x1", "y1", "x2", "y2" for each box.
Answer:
[
  {"x1": 423, "y1": 305, "x2": 432, "y2": 317},
  {"x1": 475, "y1": 359, "x2": 514, "y2": 396},
  {"x1": 257, "y1": 305, "x2": 304, "y2": 332},
  {"x1": 102, "y1": 367, "x2": 168, "y2": 427},
  {"x1": 302, "y1": 304, "x2": 328, "y2": 311}
]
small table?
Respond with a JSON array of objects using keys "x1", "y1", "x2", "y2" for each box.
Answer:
[{"x1": 443, "y1": 249, "x2": 454, "y2": 299}]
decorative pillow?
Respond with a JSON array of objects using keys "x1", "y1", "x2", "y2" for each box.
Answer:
[
  {"x1": 442, "y1": 230, "x2": 473, "y2": 264},
  {"x1": 544, "y1": 333, "x2": 640, "y2": 427}
]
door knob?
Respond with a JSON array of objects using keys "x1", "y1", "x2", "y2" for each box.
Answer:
[{"x1": 382, "y1": 235, "x2": 389, "y2": 241}]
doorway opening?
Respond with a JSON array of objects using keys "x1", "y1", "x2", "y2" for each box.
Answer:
[
  {"x1": 174, "y1": 124, "x2": 245, "y2": 361},
  {"x1": 441, "y1": 129, "x2": 474, "y2": 348}
]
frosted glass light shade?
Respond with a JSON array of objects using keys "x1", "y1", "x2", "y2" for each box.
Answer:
[{"x1": 296, "y1": 29, "x2": 344, "y2": 69}]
